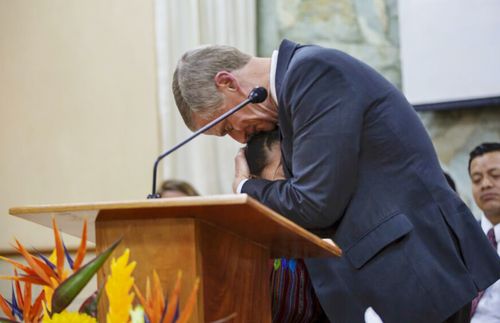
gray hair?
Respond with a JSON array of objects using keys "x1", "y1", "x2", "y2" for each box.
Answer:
[{"x1": 172, "y1": 45, "x2": 251, "y2": 130}]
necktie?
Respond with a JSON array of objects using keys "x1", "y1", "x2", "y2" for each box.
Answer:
[
  {"x1": 470, "y1": 227, "x2": 497, "y2": 318},
  {"x1": 487, "y1": 227, "x2": 498, "y2": 250}
]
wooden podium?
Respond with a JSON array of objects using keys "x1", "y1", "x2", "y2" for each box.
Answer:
[{"x1": 10, "y1": 194, "x2": 341, "y2": 322}]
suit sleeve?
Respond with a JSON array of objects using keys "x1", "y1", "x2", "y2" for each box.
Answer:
[{"x1": 242, "y1": 56, "x2": 364, "y2": 229}]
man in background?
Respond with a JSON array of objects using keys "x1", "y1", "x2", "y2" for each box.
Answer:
[{"x1": 468, "y1": 142, "x2": 500, "y2": 322}]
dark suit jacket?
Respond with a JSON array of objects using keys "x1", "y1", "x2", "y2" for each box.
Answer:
[{"x1": 242, "y1": 39, "x2": 500, "y2": 323}]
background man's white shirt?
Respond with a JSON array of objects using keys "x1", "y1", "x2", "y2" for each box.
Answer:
[{"x1": 471, "y1": 217, "x2": 500, "y2": 323}]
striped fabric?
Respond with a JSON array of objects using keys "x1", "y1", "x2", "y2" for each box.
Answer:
[{"x1": 270, "y1": 258, "x2": 328, "y2": 322}]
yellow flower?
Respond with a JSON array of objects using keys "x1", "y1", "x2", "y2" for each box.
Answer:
[
  {"x1": 130, "y1": 305, "x2": 145, "y2": 323},
  {"x1": 106, "y1": 248, "x2": 136, "y2": 323},
  {"x1": 42, "y1": 311, "x2": 97, "y2": 323}
]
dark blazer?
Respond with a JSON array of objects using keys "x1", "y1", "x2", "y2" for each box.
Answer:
[{"x1": 242, "y1": 39, "x2": 500, "y2": 322}]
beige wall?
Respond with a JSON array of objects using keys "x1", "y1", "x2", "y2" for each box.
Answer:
[{"x1": 0, "y1": 0, "x2": 158, "y2": 256}]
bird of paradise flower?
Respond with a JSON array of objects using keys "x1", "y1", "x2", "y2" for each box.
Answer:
[
  {"x1": 0, "y1": 277, "x2": 45, "y2": 323},
  {"x1": 0, "y1": 217, "x2": 120, "y2": 321},
  {"x1": 0, "y1": 218, "x2": 201, "y2": 323},
  {"x1": 0, "y1": 218, "x2": 87, "y2": 289},
  {"x1": 134, "y1": 270, "x2": 199, "y2": 323}
]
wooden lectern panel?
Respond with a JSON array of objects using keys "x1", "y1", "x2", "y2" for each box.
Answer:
[
  {"x1": 96, "y1": 217, "x2": 204, "y2": 322},
  {"x1": 197, "y1": 220, "x2": 270, "y2": 322},
  {"x1": 10, "y1": 194, "x2": 342, "y2": 322},
  {"x1": 95, "y1": 216, "x2": 271, "y2": 322}
]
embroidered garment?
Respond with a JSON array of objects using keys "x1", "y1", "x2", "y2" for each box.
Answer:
[{"x1": 270, "y1": 258, "x2": 328, "y2": 323}]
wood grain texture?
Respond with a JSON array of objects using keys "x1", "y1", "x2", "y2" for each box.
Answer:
[
  {"x1": 96, "y1": 217, "x2": 203, "y2": 323},
  {"x1": 95, "y1": 216, "x2": 271, "y2": 322},
  {"x1": 197, "y1": 220, "x2": 271, "y2": 322}
]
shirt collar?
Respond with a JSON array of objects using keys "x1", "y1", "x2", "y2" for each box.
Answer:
[
  {"x1": 481, "y1": 215, "x2": 500, "y2": 244},
  {"x1": 269, "y1": 50, "x2": 279, "y2": 107}
]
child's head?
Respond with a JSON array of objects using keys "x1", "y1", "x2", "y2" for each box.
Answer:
[{"x1": 245, "y1": 130, "x2": 285, "y2": 180}]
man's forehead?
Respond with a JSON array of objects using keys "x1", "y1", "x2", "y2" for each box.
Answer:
[{"x1": 471, "y1": 151, "x2": 500, "y2": 171}]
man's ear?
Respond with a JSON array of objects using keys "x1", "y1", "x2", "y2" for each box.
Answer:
[{"x1": 214, "y1": 71, "x2": 239, "y2": 92}]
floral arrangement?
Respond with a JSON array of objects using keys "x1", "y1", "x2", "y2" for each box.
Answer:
[{"x1": 0, "y1": 218, "x2": 199, "y2": 323}]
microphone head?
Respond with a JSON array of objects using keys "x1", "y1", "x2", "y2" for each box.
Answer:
[{"x1": 248, "y1": 87, "x2": 268, "y2": 103}]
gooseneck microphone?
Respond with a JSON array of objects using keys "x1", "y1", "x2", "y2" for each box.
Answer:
[{"x1": 147, "y1": 86, "x2": 268, "y2": 199}]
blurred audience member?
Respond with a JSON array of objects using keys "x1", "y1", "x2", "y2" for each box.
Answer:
[
  {"x1": 158, "y1": 179, "x2": 199, "y2": 198},
  {"x1": 468, "y1": 142, "x2": 500, "y2": 322}
]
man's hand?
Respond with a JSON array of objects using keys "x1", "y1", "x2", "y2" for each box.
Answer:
[{"x1": 233, "y1": 148, "x2": 250, "y2": 193}]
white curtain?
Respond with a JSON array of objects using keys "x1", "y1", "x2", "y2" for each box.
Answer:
[{"x1": 154, "y1": 0, "x2": 256, "y2": 195}]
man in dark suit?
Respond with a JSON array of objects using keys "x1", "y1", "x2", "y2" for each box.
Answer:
[
  {"x1": 172, "y1": 39, "x2": 500, "y2": 322},
  {"x1": 468, "y1": 142, "x2": 500, "y2": 322}
]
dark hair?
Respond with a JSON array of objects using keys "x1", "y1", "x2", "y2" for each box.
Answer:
[
  {"x1": 468, "y1": 142, "x2": 500, "y2": 173},
  {"x1": 245, "y1": 130, "x2": 280, "y2": 177},
  {"x1": 158, "y1": 179, "x2": 199, "y2": 196}
]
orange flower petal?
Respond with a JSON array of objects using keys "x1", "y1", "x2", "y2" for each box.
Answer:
[
  {"x1": 176, "y1": 277, "x2": 200, "y2": 323},
  {"x1": 14, "y1": 274, "x2": 24, "y2": 309},
  {"x1": 24, "y1": 282, "x2": 32, "y2": 320},
  {"x1": 51, "y1": 217, "x2": 65, "y2": 278},
  {"x1": 133, "y1": 284, "x2": 146, "y2": 307},
  {"x1": 163, "y1": 271, "x2": 182, "y2": 323},
  {"x1": 73, "y1": 219, "x2": 87, "y2": 271},
  {"x1": 32, "y1": 257, "x2": 59, "y2": 282},
  {"x1": 30, "y1": 290, "x2": 45, "y2": 321},
  {"x1": 145, "y1": 277, "x2": 157, "y2": 320},
  {"x1": 13, "y1": 240, "x2": 53, "y2": 287},
  {"x1": 152, "y1": 271, "x2": 165, "y2": 317},
  {"x1": 145, "y1": 277, "x2": 151, "y2": 303},
  {"x1": 0, "y1": 255, "x2": 36, "y2": 275},
  {"x1": 133, "y1": 284, "x2": 154, "y2": 321},
  {"x1": 144, "y1": 277, "x2": 159, "y2": 323},
  {"x1": 0, "y1": 294, "x2": 16, "y2": 320},
  {"x1": 0, "y1": 275, "x2": 50, "y2": 286}
]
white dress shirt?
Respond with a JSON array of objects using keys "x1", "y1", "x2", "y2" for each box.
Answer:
[{"x1": 471, "y1": 216, "x2": 500, "y2": 323}]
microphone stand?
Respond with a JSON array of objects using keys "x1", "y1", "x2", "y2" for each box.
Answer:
[{"x1": 147, "y1": 87, "x2": 267, "y2": 198}]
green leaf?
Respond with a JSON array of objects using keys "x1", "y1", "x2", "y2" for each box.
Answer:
[
  {"x1": 0, "y1": 318, "x2": 19, "y2": 323},
  {"x1": 51, "y1": 238, "x2": 121, "y2": 315}
]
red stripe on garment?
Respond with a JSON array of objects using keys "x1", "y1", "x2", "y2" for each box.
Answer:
[{"x1": 270, "y1": 259, "x2": 326, "y2": 323}]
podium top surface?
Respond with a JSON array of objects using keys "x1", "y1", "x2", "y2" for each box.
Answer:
[{"x1": 10, "y1": 194, "x2": 342, "y2": 258}]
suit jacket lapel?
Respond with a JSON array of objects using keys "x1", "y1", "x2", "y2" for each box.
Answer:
[
  {"x1": 275, "y1": 39, "x2": 300, "y2": 179},
  {"x1": 275, "y1": 39, "x2": 300, "y2": 103}
]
